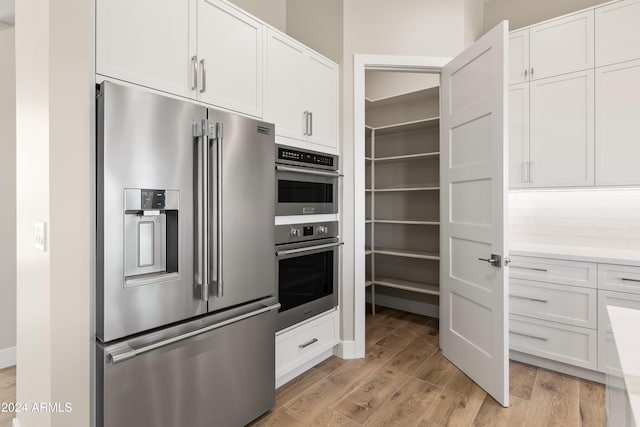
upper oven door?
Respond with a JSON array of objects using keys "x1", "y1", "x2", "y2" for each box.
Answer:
[{"x1": 275, "y1": 165, "x2": 339, "y2": 215}]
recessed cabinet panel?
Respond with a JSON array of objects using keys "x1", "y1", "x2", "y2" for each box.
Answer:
[
  {"x1": 197, "y1": 0, "x2": 263, "y2": 117},
  {"x1": 509, "y1": 83, "x2": 530, "y2": 188},
  {"x1": 529, "y1": 10, "x2": 594, "y2": 80},
  {"x1": 96, "y1": 0, "x2": 191, "y2": 97},
  {"x1": 595, "y1": 0, "x2": 640, "y2": 67},
  {"x1": 509, "y1": 29, "x2": 530, "y2": 85},
  {"x1": 303, "y1": 55, "x2": 339, "y2": 149},
  {"x1": 597, "y1": 290, "x2": 640, "y2": 374},
  {"x1": 529, "y1": 70, "x2": 594, "y2": 187},
  {"x1": 595, "y1": 60, "x2": 640, "y2": 186}
]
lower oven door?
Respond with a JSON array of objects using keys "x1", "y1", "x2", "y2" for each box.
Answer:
[
  {"x1": 275, "y1": 165, "x2": 339, "y2": 215},
  {"x1": 97, "y1": 301, "x2": 279, "y2": 427},
  {"x1": 276, "y1": 239, "x2": 341, "y2": 330}
]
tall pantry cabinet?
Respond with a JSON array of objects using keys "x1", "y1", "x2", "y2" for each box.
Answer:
[{"x1": 364, "y1": 86, "x2": 441, "y2": 313}]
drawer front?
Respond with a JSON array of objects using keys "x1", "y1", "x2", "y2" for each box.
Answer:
[
  {"x1": 509, "y1": 255, "x2": 597, "y2": 288},
  {"x1": 510, "y1": 279, "x2": 596, "y2": 328},
  {"x1": 598, "y1": 263, "x2": 640, "y2": 294},
  {"x1": 276, "y1": 311, "x2": 337, "y2": 377},
  {"x1": 598, "y1": 330, "x2": 622, "y2": 376},
  {"x1": 509, "y1": 315, "x2": 597, "y2": 370},
  {"x1": 597, "y1": 290, "x2": 640, "y2": 374}
]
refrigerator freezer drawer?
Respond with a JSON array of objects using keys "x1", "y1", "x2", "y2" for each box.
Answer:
[{"x1": 98, "y1": 307, "x2": 277, "y2": 427}]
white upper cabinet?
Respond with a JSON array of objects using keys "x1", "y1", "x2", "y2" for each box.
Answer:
[
  {"x1": 303, "y1": 55, "x2": 339, "y2": 150},
  {"x1": 596, "y1": 59, "x2": 640, "y2": 185},
  {"x1": 596, "y1": 0, "x2": 640, "y2": 67},
  {"x1": 96, "y1": 0, "x2": 192, "y2": 97},
  {"x1": 197, "y1": 0, "x2": 263, "y2": 117},
  {"x1": 529, "y1": 70, "x2": 594, "y2": 187},
  {"x1": 509, "y1": 83, "x2": 530, "y2": 188},
  {"x1": 509, "y1": 29, "x2": 530, "y2": 85},
  {"x1": 265, "y1": 29, "x2": 339, "y2": 153},
  {"x1": 529, "y1": 10, "x2": 594, "y2": 80}
]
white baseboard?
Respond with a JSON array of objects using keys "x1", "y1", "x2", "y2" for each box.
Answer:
[
  {"x1": 336, "y1": 340, "x2": 358, "y2": 359},
  {"x1": 13, "y1": 417, "x2": 20, "y2": 427},
  {"x1": 366, "y1": 291, "x2": 439, "y2": 318},
  {"x1": 0, "y1": 346, "x2": 16, "y2": 369}
]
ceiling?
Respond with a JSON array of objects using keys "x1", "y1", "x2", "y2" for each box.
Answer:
[{"x1": 0, "y1": 0, "x2": 14, "y2": 26}]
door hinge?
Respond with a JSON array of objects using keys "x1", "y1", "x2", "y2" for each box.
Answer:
[
  {"x1": 192, "y1": 120, "x2": 206, "y2": 137},
  {"x1": 206, "y1": 122, "x2": 223, "y2": 140}
]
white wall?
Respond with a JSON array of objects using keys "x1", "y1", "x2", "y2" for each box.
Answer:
[
  {"x1": 483, "y1": 0, "x2": 608, "y2": 31},
  {"x1": 0, "y1": 27, "x2": 16, "y2": 368},
  {"x1": 511, "y1": 189, "x2": 640, "y2": 250},
  {"x1": 228, "y1": 0, "x2": 287, "y2": 31},
  {"x1": 365, "y1": 71, "x2": 439, "y2": 101},
  {"x1": 15, "y1": 0, "x2": 93, "y2": 424},
  {"x1": 286, "y1": 0, "x2": 343, "y2": 64}
]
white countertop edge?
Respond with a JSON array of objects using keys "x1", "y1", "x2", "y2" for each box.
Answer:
[
  {"x1": 509, "y1": 243, "x2": 640, "y2": 267},
  {"x1": 607, "y1": 305, "x2": 640, "y2": 425}
]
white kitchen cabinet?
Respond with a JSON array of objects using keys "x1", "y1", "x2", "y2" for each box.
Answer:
[
  {"x1": 597, "y1": 290, "x2": 640, "y2": 375},
  {"x1": 595, "y1": 59, "x2": 640, "y2": 186},
  {"x1": 529, "y1": 70, "x2": 594, "y2": 187},
  {"x1": 529, "y1": 10, "x2": 594, "y2": 80},
  {"x1": 509, "y1": 83, "x2": 530, "y2": 188},
  {"x1": 96, "y1": 0, "x2": 193, "y2": 98},
  {"x1": 595, "y1": 0, "x2": 640, "y2": 67},
  {"x1": 197, "y1": 0, "x2": 263, "y2": 117},
  {"x1": 509, "y1": 29, "x2": 530, "y2": 85},
  {"x1": 265, "y1": 29, "x2": 339, "y2": 154}
]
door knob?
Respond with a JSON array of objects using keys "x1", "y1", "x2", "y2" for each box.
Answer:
[{"x1": 478, "y1": 254, "x2": 502, "y2": 267}]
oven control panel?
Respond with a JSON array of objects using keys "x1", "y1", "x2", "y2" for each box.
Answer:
[
  {"x1": 275, "y1": 144, "x2": 338, "y2": 171},
  {"x1": 276, "y1": 221, "x2": 339, "y2": 245}
]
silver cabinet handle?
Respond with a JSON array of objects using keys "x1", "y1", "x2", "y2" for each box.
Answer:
[
  {"x1": 199, "y1": 59, "x2": 206, "y2": 93},
  {"x1": 621, "y1": 277, "x2": 640, "y2": 283},
  {"x1": 191, "y1": 56, "x2": 198, "y2": 91},
  {"x1": 299, "y1": 338, "x2": 319, "y2": 349},
  {"x1": 510, "y1": 295, "x2": 548, "y2": 304},
  {"x1": 510, "y1": 330, "x2": 548, "y2": 341},
  {"x1": 276, "y1": 242, "x2": 343, "y2": 257},
  {"x1": 109, "y1": 303, "x2": 281, "y2": 364},
  {"x1": 276, "y1": 165, "x2": 342, "y2": 178},
  {"x1": 303, "y1": 111, "x2": 309, "y2": 136},
  {"x1": 530, "y1": 68, "x2": 534, "y2": 76},
  {"x1": 522, "y1": 162, "x2": 529, "y2": 183},
  {"x1": 309, "y1": 111, "x2": 313, "y2": 136},
  {"x1": 524, "y1": 68, "x2": 528, "y2": 78}
]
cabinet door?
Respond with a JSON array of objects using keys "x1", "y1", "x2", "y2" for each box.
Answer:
[
  {"x1": 595, "y1": 59, "x2": 640, "y2": 185},
  {"x1": 595, "y1": 0, "x2": 640, "y2": 67},
  {"x1": 509, "y1": 83, "x2": 530, "y2": 188},
  {"x1": 597, "y1": 290, "x2": 640, "y2": 374},
  {"x1": 96, "y1": 0, "x2": 192, "y2": 98},
  {"x1": 303, "y1": 54, "x2": 339, "y2": 150},
  {"x1": 530, "y1": 10, "x2": 594, "y2": 80},
  {"x1": 264, "y1": 30, "x2": 305, "y2": 141},
  {"x1": 529, "y1": 70, "x2": 594, "y2": 187},
  {"x1": 509, "y1": 29, "x2": 530, "y2": 85},
  {"x1": 197, "y1": 0, "x2": 263, "y2": 117}
]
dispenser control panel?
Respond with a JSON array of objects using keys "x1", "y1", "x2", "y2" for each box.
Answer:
[{"x1": 141, "y1": 189, "x2": 166, "y2": 210}]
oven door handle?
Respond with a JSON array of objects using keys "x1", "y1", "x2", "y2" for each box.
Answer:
[
  {"x1": 276, "y1": 242, "x2": 344, "y2": 257},
  {"x1": 276, "y1": 165, "x2": 343, "y2": 178}
]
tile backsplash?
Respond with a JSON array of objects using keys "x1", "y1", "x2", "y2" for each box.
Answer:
[{"x1": 509, "y1": 189, "x2": 640, "y2": 250}]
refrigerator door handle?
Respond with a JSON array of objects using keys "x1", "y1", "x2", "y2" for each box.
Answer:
[
  {"x1": 209, "y1": 122, "x2": 223, "y2": 298},
  {"x1": 108, "y1": 303, "x2": 281, "y2": 364},
  {"x1": 195, "y1": 120, "x2": 209, "y2": 302}
]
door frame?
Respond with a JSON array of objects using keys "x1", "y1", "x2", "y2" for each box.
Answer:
[{"x1": 352, "y1": 54, "x2": 451, "y2": 358}]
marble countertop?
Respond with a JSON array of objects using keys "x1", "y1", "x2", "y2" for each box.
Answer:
[
  {"x1": 607, "y1": 305, "x2": 640, "y2": 424},
  {"x1": 509, "y1": 243, "x2": 640, "y2": 266}
]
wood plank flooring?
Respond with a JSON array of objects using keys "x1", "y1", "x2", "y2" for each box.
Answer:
[
  {"x1": 0, "y1": 308, "x2": 606, "y2": 426},
  {"x1": 252, "y1": 306, "x2": 606, "y2": 427}
]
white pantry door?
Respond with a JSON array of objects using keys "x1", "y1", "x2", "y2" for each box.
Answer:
[{"x1": 440, "y1": 21, "x2": 509, "y2": 407}]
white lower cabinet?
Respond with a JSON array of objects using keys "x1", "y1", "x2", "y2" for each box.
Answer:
[
  {"x1": 597, "y1": 289, "x2": 640, "y2": 375},
  {"x1": 275, "y1": 309, "x2": 338, "y2": 387}
]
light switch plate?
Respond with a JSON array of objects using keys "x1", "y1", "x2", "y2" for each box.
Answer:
[{"x1": 35, "y1": 221, "x2": 46, "y2": 252}]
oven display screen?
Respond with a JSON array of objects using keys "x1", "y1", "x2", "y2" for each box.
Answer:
[{"x1": 278, "y1": 251, "x2": 334, "y2": 312}]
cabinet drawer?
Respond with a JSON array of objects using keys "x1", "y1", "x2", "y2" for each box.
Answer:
[
  {"x1": 598, "y1": 330, "x2": 622, "y2": 376},
  {"x1": 510, "y1": 315, "x2": 597, "y2": 370},
  {"x1": 276, "y1": 310, "x2": 338, "y2": 378},
  {"x1": 510, "y1": 279, "x2": 596, "y2": 328},
  {"x1": 509, "y1": 255, "x2": 597, "y2": 288},
  {"x1": 598, "y1": 264, "x2": 640, "y2": 294}
]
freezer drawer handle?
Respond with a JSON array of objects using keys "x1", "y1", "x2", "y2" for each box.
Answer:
[
  {"x1": 621, "y1": 277, "x2": 640, "y2": 283},
  {"x1": 276, "y1": 165, "x2": 343, "y2": 178},
  {"x1": 276, "y1": 242, "x2": 343, "y2": 257},
  {"x1": 108, "y1": 303, "x2": 281, "y2": 365},
  {"x1": 299, "y1": 338, "x2": 318, "y2": 349}
]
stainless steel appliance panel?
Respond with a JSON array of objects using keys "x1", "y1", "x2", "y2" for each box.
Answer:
[
  {"x1": 207, "y1": 109, "x2": 276, "y2": 311},
  {"x1": 98, "y1": 302, "x2": 278, "y2": 427},
  {"x1": 275, "y1": 167, "x2": 339, "y2": 215},
  {"x1": 97, "y1": 82, "x2": 207, "y2": 342}
]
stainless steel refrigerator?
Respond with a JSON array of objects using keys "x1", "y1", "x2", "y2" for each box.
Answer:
[{"x1": 96, "y1": 82, "x2": 278, "y2": 427}]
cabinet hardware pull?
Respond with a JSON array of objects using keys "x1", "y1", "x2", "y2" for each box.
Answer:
[
  {"x1": 529, "y1": 267, "x2": 547, "y2": 272},
  {"x1": 531, "y1": 67, "x2": 534, "y2": 76},
  {"x1": 529, "y1": 161, "x2": 535, "y2": 182},
  {"x1": 200, "y1": 59, "x2": 206, "y2": 93},
  {"x1": 309, "y1": 111, "x2": 313, "y2": 136},
  {"x1": 524, "y1": 69, "x2": 528, "y2": 78},
  {"x1": 522, "y1": 162, "x2": 529, "y2": 183},
  {"x1": 511, "y1": 295, "x2": 548, "y2": 304},
  {"x1": 510, "y1": 330, "x2": 548, "y2": 341},
  {"x1": 303, "y1": 111, "x2": 309, "y2": 136},
  {"x1": 191, "y1": 56, "x2": 198, "y2": 91},
  {"x1": 299, "y1": 338, "x2": 319, "y2": 349},
  {"x1": 621, "y1": 277, "x2": 640, "y2": 283}
]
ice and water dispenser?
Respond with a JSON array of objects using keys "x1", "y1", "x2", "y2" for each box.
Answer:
[{"x1": 124, "y1": 188, "x2": 179, "y2": 286}]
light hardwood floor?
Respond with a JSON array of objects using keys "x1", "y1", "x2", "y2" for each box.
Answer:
[
  {"x1": 0, "y1": 308, "x2": 606, "y2": 427},
  {"x1": 252, "y1": 306, "x2": 606, "y2": 427}
]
